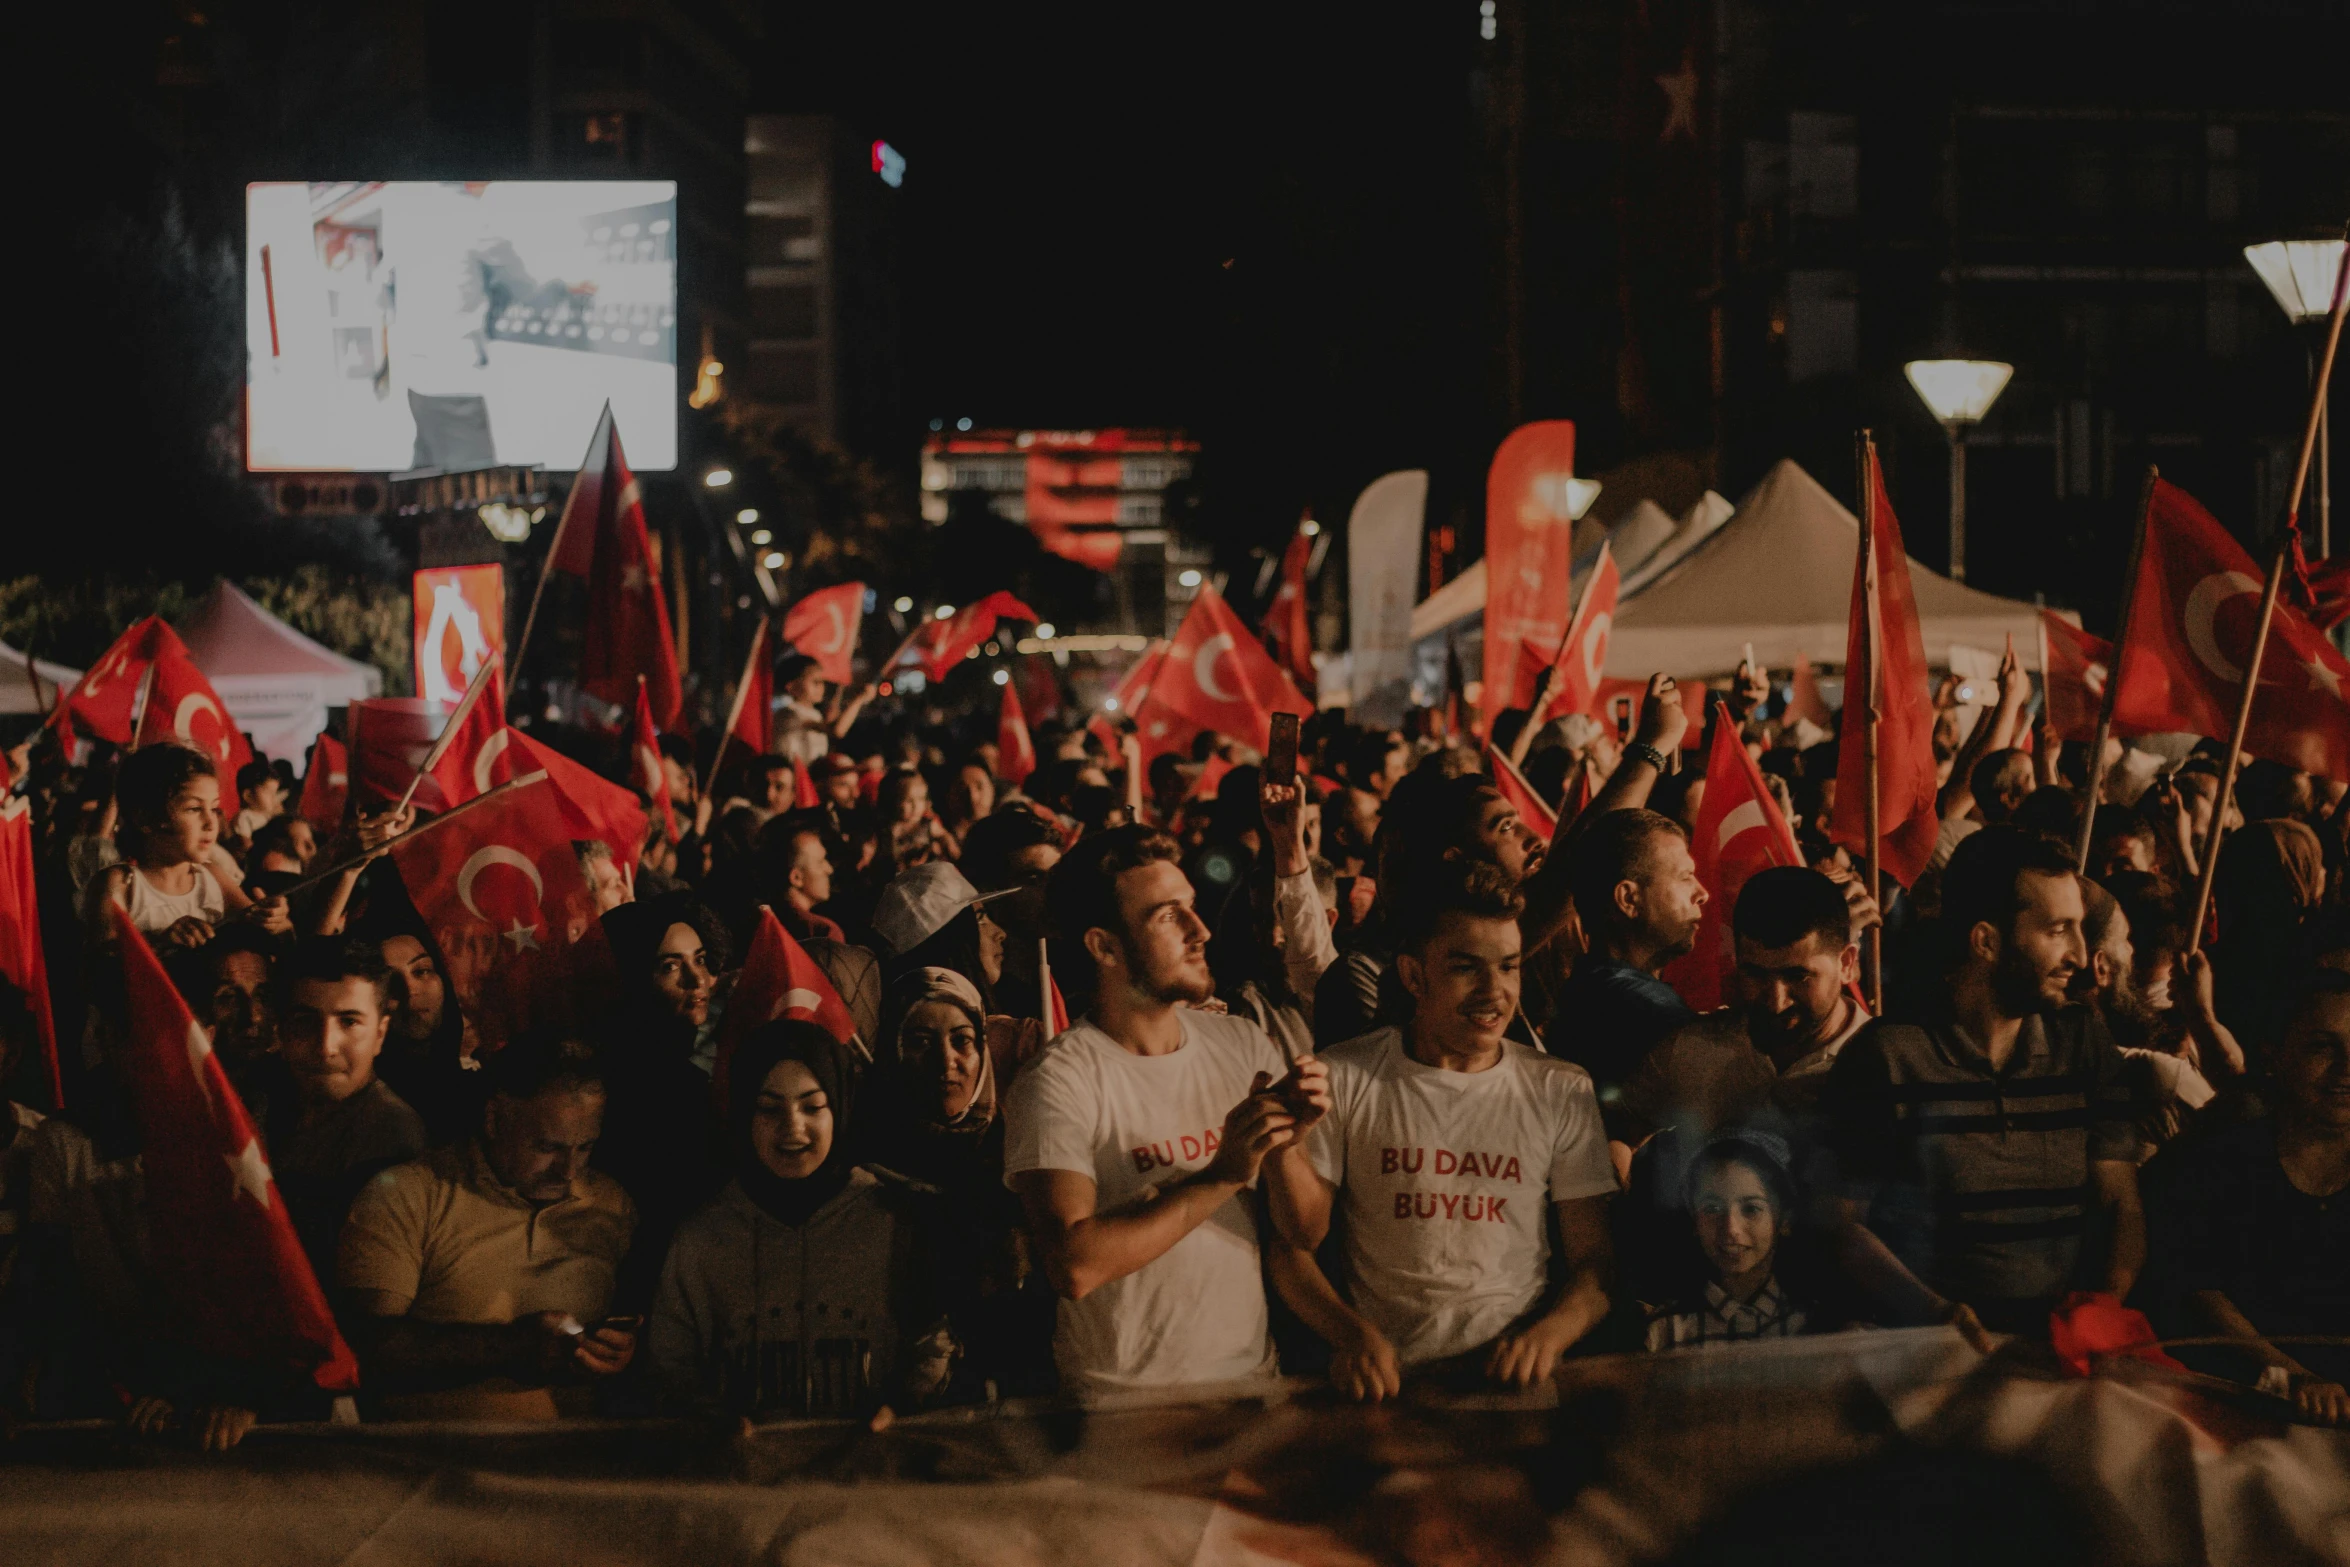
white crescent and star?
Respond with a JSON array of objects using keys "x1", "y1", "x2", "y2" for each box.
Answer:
[
  {"x1": 1716, "y1": 800, "x2": 1767, "y2": 853},
  {"x1": 783, "y1": 987, "x2": 823, "y2": 1017},
  {"x1": 456, "y1": 844, "x2": 545, "y2": 929},
  {"x1": 1193, "y1": 633, "x2": 1240, "y2": 703},
  {"x1": 223, "y1": 1136, "x2": 275, "y2": 1209},
  {"x1": 2182, "y1": 570, "x2": 2262, "y2": 683},
  {"x1": 821, "y1": 601, "x2": 849, "y2": 653},
  {"x1": 172, "y1": 692, "x2": 230, "y2": 760},
  {"x1": 185, "y1": 1019, "x2": 216, "y2": 1112},
  {"x1": 1579, "y1": 612, "x2": 1614, "y2": 689},
  {"x1": 471, "y1": 728, "x2": 514, "y2": 794}
]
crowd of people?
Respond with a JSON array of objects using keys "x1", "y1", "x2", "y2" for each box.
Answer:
[{"x1": 0, "y1": 640, "x2": 2342, "y2": 1449}]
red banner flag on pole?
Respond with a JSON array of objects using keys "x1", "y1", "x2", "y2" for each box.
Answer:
[
  {"x1": 112, "y1": 907, "x2": 360, "y2": 1390},
  {"x1": 1481, "y1": 421, "x2": 1580, "y2": 730},
  {"x1": 2038, "y1": 611, "x2": 2114, "y2": 745},
  {"x1": 998, "y1": 676, "x2": 1037, "y2": 786},
  {"x1": 1128, "y1": 585, "x2": 1310, "y2": 763},
  {"x1": 387, "y1": 773, "x2": 612, "y2": 1052},
  {"x1": 2111, "y1": 477, "x2": 2350, "y2": 781},
  {"x1": 1, "y1": 797, "x2": 60, "y2": 1105},
  {"x1": 712, "y1": 907, "x2": 860, "y2": 1115},
  {"x1": 892, "y1": 592, "x2": 1040, "y2": 684},
  {"x1": 1545, "y1": 540, "x2": 1620, "y2": 721},
  {"x1": 1486, "y1": 746, "x2": 1559, "y2": 844},
  {"x1": 1260, "y1": 521, "x2": 1317, "y2": 694},
  {"x1": 630, "y1": 677, "x2": 680, "y2": 842},
  {"x1": 298, "y1": 731, "x2": 349, "y2": 831},
  {"x1": 51, "y1": 617, "x2": 183, "y2": 744},
  {"x1": 1829, "y1": 441, "x2": 1940, "y2": 890},
  {"x1": 537, "y1": 406, "x2": 682, "y2": 725},
  {"x1": 1664, "y1": 709, "x2": 1805, "y2": 1011},
  {"x1": 782, "y1": 582, "x2": 866, "y2": 687}
]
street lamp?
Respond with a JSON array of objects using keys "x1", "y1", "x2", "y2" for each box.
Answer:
[
  {"x1": 1564, "y1": 477, "x2": 1603, "y2": 521},
  {"x1": 2245, "y1": 238, "x2": 2346, "y2": 554},
  {"x1": 1904, "y1": 359, "x2": 2013, "y2": 582}
]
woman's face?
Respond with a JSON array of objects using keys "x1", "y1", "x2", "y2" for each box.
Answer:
[
  {"x1": 158, "y1": 774, "x2": 223, "y2": 865},
  {"x1": 752, "y1": 1059, "x2": 832, "y2": 1179},
  {"x1": 892, "y1": 775, "x2": 929, "y2": 825},
  {"x1": 1691, "y1": 1159, "x2": 1784, "y2": 1292},
  {"x1": 976, "y1": 909, "x2": 1006, "y2": 986},
  {"x1": 951, "y1": 765, "x2": 994, "y2": 822},
  {"x1": 652, "y1": 921, "x2": 715, "y2": 1025},
  {"x1": 904, "y1": 999, "x2": 984, "y2": 1118}
]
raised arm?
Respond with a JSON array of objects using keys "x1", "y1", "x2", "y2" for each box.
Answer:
[{"x1": 1523, "y1": 673, "x2": 1687, "y2": 954}]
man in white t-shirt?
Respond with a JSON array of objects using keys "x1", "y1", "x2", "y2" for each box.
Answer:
[
  {"x1": 1005, "y1": 824, "x2": 1331, "y2": 1399},
  {"x1": 1265, "y1": 862, "x2": 1616, "y2": 1399}
]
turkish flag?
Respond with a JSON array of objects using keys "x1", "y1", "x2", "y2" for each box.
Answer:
[
  {"x1": 543, "y1": 406, "x2": 682, "y2": 726},
  {"x1": 422, "y1": 672, "x2": 513, "y2": 811},
  {"x1": 1128, "y1": 586, "x2": 1310, "y2": 763},
  {"x1": 727, "y1": 620, "x2": 773, "y2": 759},
  {"x1": 1260, "y1": 523, "x2": 1316, "y2": 694},
  {"x1": 999, "y1": 677, "x2": 1037, "y2": 786},
  {"x1": 51, "y1": 617, "x2": 183, "y2": 744},
  {"x1": 783, "y1": 582, "x2": 865, "y2": 686},
  {"x1": 2039, "y1": 611, "x2": 2114, "y2": 745},
  {"x1": 389, "y1": 773, "x2": 612, "y2": 1052},
  {"x1": 1487, "y1": 746, "x2": 1559, "y2": 844},
  {"x1": 134, "y1": 643, "x2": 255, "y2": 778},
  {"x1": 1664, "y1": 709, "x2": 1805, "y2": 1012},
  {"x1": 793, "y1": 758, "x2": 819, "y2": 809},
  {"x1": 416, "y1": 675, "x2": 647, "y2": 871},
  {"x1": 712, "y1": 907, "x2": 859, "y2": 1116},
  {"x1": 1546, "y1": 541, "x2": 1620, "y2": 721},
  {"x1": 2112, "y1": 478, "x2": 2350, "y2": 781},
  {"x1": 112, "y1": 907, "x2": 360, "y2": 1391},
  {"x1": 629, "y1": 679, "x2": 680, "y2": 842},
  {"x1": 348, "y1": 699, "x2": 448, "y2": 808},
  {"x1": 2301, "y1": 553, "x2": 2350, "y2": 633},
  {"x1": 1482, "y1": 421, "x2": 1581, "y2": 730},
  {"x1": 0, "y1": 798, "x2": 60, "y2": 1105},
  {"x1": 1828, "y1": 447, "x2": 1940, "y2": 890},
  {"x1": 298, "y1": 732, "x2": 349, "y2": 831},
  {"x1": 896, "y1": 592, "x2": 1040, "y2": 684}
]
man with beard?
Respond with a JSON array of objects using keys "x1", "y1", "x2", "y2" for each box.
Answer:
[
  {"x1": 1546, "y1": 809, "x2": 1708, "y2": 1101},
  {"x1": 1264, "y1": 864, "x2": 1615, "y2": 1400},
  {"x1": 2075, "y1": 879, "x2": 2242, "y2": 1157},
  {"x1": 1004, "y1": 825, "x2": 1332, "y2": 1397},
  {"x1": 1824, "y1": 828, "x2": 2142, "y2": 1335}
]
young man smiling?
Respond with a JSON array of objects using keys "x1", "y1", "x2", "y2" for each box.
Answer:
[
  {"x1": 1005, "y1": 824, "x2": 1331, "y2": 1399},
  {"x1": 1265, "y1": 863, "x2": 1616, "y2": 1400}
]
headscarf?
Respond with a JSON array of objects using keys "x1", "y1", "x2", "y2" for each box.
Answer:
[
  {"x1": 884, "y1": 967, "x2": 994, "y2": 1136},
  {"x1": 727, "y1": 1017, "x2": 860, "y2": 1227},
  {"x1": 601, "y1": 891, "x2": 732, "y2": 1043}
]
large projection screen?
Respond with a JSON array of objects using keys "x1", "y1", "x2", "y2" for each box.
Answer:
[{"x1": 246, "y1": 181, "x2": 678, "y2": 473}]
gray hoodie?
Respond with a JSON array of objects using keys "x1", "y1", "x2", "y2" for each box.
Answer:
[{"x1": 648, "y1": 1169, "x2": 938, "y2": 1419}]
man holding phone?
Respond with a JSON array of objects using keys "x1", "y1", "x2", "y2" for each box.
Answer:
[{"x1": 1006, "y1": 825, "x2": 1332, "y2": 1398}]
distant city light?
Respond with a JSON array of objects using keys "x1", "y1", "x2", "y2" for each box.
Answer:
[
  {"x1": 1104, "y1": 697, "x2": 1120, "y2": 711},
  {"x1": 1179, "y1": 569, "x2": 1203, "y2": 587},
  {"x1": 762, "y1": 552, "x2": 786, "y2": 570},
  {"x1": 703, "y1": 467, "x2": 733, "y2": 488},
  {"x1": 992, "y1": 669, "x2": 1010, "y2": 686},
  {"x1": 1035, "y1": 622, "x2": 1056, "y2": 639},
  {"x1": 984, "y1": 640, "x2": 1001, "y2": 656},
  {"x1": 871, "y1": 139, "x2": 907, "y2": 188},
  {"x1": 736, "y1": 508, "x2": 759, "y2": 525},
  {"x1": 1480, "y1": 0, "x2": 1497, "y2": 38},
  {"x1": 935, "y1": 604, "x2": 955, "y2": 619},
  {"x1": 1301, "y1": 519, "x2": 1321, "y2": 537},
  {"x1": 750, "y1": 529, "x2": 773, "y2": 546},
  {"x1": 956, "y1": 417, "x2": 973, "y2": 431},
  {"x1": 893, "y1": 595, "x2": 914, "y2": 613}
]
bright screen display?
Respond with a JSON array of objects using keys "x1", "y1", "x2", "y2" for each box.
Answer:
[{"x1": 246, "y1": 180, "x2": 678, "y2": 473}]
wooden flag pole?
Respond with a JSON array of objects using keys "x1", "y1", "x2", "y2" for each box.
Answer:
[
  {"x1": 702, "y1": 617, "x2": 769, "y2": 804},
  {"x1": 2073, "y1": 468, "x2": 2161, "y2": 872},
  {"x1": 2185, "y1": 242, "x2": 2348, "y2": 953},
  {"x1": 271, "y1": 771, "x2": 549, "y2": 904},
  {"x1": 126, "y1": 662, "x2": 159, "y2": 747},
  {"x1": 1857, "y1": 430, "x2": 1885, "y2": 1012},
  {"x1": 393, "y1": 653, "x2": 499, "y2": 818}
]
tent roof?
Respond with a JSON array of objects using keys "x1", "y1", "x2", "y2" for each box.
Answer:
[
  {"x1": 1604, "y1": 459, "x2": 2048, "y2": 680},
  {"x1": 1609, "y1": 500, "x2": 1680, "y2": 577},
  {"x1": 0, "y1": 640, "x2": 81, "y2": 717},
  {"x1": 177, "y1": 581, "x2": 384, "y2": 694},
  {"x1": 1622, "y1": 490, "x2": 1734, "y2": 595},
  {"x1": 1410, "y1": 556, "x2": 1486, "y2": 642}
]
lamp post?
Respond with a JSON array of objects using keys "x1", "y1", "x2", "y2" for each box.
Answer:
[
  {"x1": 1564, "y1": 477, "x2": 1602, "y2": 521},
  {"x1": 1903, "y1": 360, "x2": 2013, "y2": 583},
  {"x1": 2244, "y1": 238, "x2": 2346, "y2": 555}
]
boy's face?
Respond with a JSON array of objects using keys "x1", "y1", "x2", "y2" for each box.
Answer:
[
  {"x1": 243, "y1": 777, "x2": 286, "y2": 817},
  {"x1": 280, "y1": 975, "x2": 390, "y2": 1103},
  {"x1": 1398, "y1": 912, "x2": 1521, "y2": 1055}
]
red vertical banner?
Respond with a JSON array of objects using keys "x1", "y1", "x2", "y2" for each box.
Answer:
[
  {"x1": 412, "y1": 564, "x2": 506, "y2": 706},
  {"x1": 1481, "y1": 421, "x2": 1580, "y2": 733}
]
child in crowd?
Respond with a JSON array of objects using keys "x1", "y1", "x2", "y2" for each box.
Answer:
[{"x1": 1643, "y1": 1132, "x2": 1819, "y2": 1351}]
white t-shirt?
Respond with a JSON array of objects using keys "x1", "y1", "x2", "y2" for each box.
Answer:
[
  {"x1": 1003, "y1": 1009, "x2": 1289, "y2": 1398},
  {"x1": 1307, "y1": 1028, "x2": 1616, "y2": 1367}
]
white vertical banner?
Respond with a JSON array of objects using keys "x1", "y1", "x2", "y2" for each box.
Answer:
[{"x1": 1346, "y1": 470, "x2": 1428, "y2": 725}]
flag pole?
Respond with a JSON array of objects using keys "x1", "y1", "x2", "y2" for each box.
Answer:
[
  {"x1": 2185, "y1": 243, "x2": 2348, "y2": 953},
  {"x1": 393, "y1": 653, "x2": 499, "y2": 818},
  {"x1": 1857, "y1": 430, "x2": 1884, "y2": 1012},
  {"x1": 2073, "y1": 467, "x2": 2161, "y2": 872},
  {"x1": 271, "y1": 771, "x2": 550, "y2": 904},
  {"x1": 702, "y1": 617, "x2": 769, "y2": 804},
  {"x1": 508, "y1": 403, "x2": 611, "y2": 695},
  {"x1": 126, "y1": 662, "x2": 159, "y2": 747}
]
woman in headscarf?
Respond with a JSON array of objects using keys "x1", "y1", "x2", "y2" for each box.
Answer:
[
  {"x1": 647, "y1": 1020, "x2": 950, "y2": 1422},
  {"x1": 2212, "y1": 819, "x2": 2326, "y2": 1066},
  {"x1": 592, "y1": 892, "x2": 735, "y2": 1305}
]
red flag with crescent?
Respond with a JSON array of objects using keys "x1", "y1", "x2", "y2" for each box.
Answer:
[
  {"x1": 112, "y1": 907, "x2": 360, "y2": 1390},
  {"x1": 630, "y1": 679, "x2": 680, "y2": 841},
  {"x1": 133, "y1": 642, "x2": 255, "y2": 778},
  {"x1": 2039, "y1": 611, "x2": 2114, "y2": 745},
  {"x1": 542, "y1": 406, "x2": 682, "y2": 726},
  {"x1": 783, "y1": 582, "x2": 865, "y2": 687},
  {"x1": 1260, "y1": 522, "x2": 1317, "y2": 694},
  {"x1": 712, "y1": 907, "x2": 858, "y2": 1116},
  {"x1": 1486, "y1": 746, "x2": 1559, "y2": 845},
  {"x1": 1545, "y1": 542, "x2": 1620, "y2": 721},
  {"x1": 1828, "y1": 447, "x2": 1941, "y2": 889},
  {"x1": 51, "y1": 616, "x2": 183, "y2": 744},
  {"x1": 0, "y1": 797, "x2": 61, "y2": 1105},
  {"x1": 299, "y1": 732, "x2": 349, "y2": 831},
  {"x1": 1128, "y1": 586, "x2": 1310, "y2": 764},
  {"x1": 388, "y1": 773, "x2": 612, "y2": 1051},
  {"x1": 2112, "y1": 478, "x2": 2350, "y2": 781},
  {"x1": 1664, "y1": 710, "x2": 1805, "y2": 1011},
  {"x1": 416, "y1": 676, "x2": 646, "y2": 886},
  {"x1": 895, "y1": 592, "x2": 1040, "y2": 683},
  {"x1": 998, "y1": 676, "x2": 1037, "y2": 786}
]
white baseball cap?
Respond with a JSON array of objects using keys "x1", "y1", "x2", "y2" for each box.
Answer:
[{"x1": 870, "y1": 861, "x2": 1016, "y2": 956}]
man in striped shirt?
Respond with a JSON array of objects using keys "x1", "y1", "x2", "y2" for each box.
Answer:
[{"x1": 1824, "y1": 828, "x2": 2143, "y2": 1337}]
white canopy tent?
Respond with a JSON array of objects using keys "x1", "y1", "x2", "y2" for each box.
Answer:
[
  {"x1": 1621, "y1": 489, "x2": 1735, "y2": 595},
  {"x1": 177, "y1": 582, "x2": 384, "y2": 770},
  {"x1": 1608, "y1": 499, "x2": 1680, "y2": 578},
  {"x1": 0, "y1": 640, "x2": 80, "y2": 717},
  {"x1": 1604, "y1": 459, "x2": 2051, "y2": 680}
]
